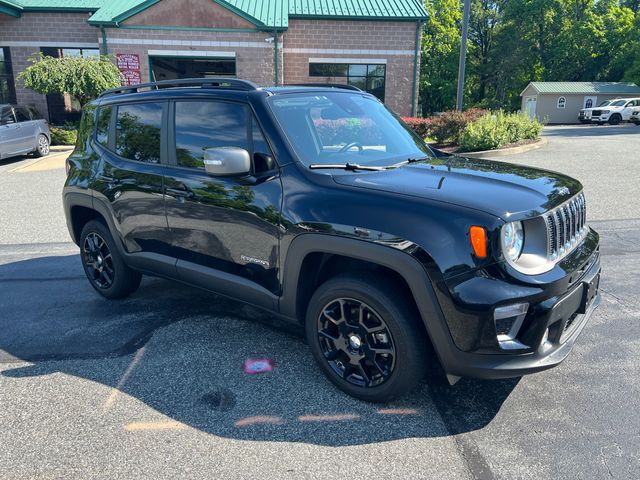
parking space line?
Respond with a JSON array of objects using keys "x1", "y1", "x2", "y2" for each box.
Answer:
[
  {"x1": 102, "y1": 346, "x2": 146, "y2": 413},
  {"x1": 124, "y1": 421, "x2": 187, "y2": 432}
]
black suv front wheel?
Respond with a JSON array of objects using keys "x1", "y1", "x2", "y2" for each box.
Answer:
[
  {"x1": 306, "y1": 273, "x2": 428, "y2": 402},
  {"x1": 80, "y1": 220, "x2": 142, "y2": 299}
]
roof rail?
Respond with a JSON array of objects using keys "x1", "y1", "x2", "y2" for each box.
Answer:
[
  {"x1": 99, "y1": 78, "x2": 258, "y2": 98},
  {"x1": 286, "y1": 83, "x2": 363, "y2": 92}
]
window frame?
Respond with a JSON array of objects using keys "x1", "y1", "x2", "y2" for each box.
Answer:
[
  {"x1": 93, "y1": 100, "x2": 168, "y2": 165},
  {"x1": 308, "y1": 62, "x2": 386, "y2": 101},
  {"x1": 557, "y1": 96, "x2": 567, "y2": 109},
  {"x1": 168, "y1": 98, "x2": 277, "y2": 173}
]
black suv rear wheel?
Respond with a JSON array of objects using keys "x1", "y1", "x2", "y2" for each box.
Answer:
[
  {"x1": 305, "y1": 273, "x2": 428, "y2": 402},
  {"x1": 79, "y1": 220, "x2": 142, "y2": 299}
]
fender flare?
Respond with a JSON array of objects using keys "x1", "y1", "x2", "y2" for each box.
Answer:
[{"x1": 279, "y1": 233, "x2": 461, "y2": 370}]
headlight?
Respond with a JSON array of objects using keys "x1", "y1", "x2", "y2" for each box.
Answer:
[
  {"x1": 501, "y1": 221, "x2": 524, "y2": 262},
  {"x1": 601, "y1": 110, "x2": 610, "y2": 114}
]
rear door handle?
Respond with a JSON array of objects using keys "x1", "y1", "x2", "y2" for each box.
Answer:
[{"x1": 165, "y1": 186, "x2": 194, "y2": 198}]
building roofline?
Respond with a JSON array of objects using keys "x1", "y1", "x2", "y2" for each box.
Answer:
[{"x1": 520, "y1": 81, "x2": 640, "y2": 96}]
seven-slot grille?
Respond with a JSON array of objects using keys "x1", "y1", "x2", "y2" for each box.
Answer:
[{"x1": 544, "y1": 192, "x2": 587, "y2": 261}]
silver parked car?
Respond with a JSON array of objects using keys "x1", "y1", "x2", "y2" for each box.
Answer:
[{"x1": 0, "y1": 104, "x2": 50, "y2": 160}]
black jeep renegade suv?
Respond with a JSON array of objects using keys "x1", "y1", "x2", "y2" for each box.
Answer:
[{"x1": 63, "y1": 78, "x2": 601, "y2": 402}]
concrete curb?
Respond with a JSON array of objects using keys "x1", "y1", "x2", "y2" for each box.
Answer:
[
  {"x1": 50, "y1": 146, "x2": 74, "y2": 152},
  {"x1": 461, "y1": 137, "x2": 547, "y2": 158}
]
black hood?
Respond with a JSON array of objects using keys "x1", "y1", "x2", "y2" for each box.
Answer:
[{"x1": 331, "y1": 156, "x2": 583, "y2": 221}]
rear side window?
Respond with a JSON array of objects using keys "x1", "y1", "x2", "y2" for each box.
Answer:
[
  {"x1": 28, "y1": 107, "x2": 42, "y2": 120},
  {"x1": 174, "y1": 101, "x2": 248, "y2": 169},
  {"x1": 76, "y1": 104, "x2": 96, "y2": 151},
  {"x1": 115, "y1": 103, "x2": 162, "y2": 163},
  {"x1": 14, "y1": 107, "x2": 30, "y2": 122},
  {"x1": 95, "y1": 106, "x2": 112, "y2": 147}
]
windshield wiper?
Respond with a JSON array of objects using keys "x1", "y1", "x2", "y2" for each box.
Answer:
[
  {"x1": 389, "y1": 156, "x2": 432, "y2": 168},
  {"x1": 309, "y1": 163, "x2": 389, "y2": 171}
]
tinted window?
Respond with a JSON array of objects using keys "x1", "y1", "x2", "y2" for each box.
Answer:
[
  {"x1": 252, "y1": 117, "x2": 271, "y2": 156},
  {"x1": 14, "y1": 107, "x2": 30, "y2": 122},
  {"x1": 27, "y1": 107, "x2": 42, "y2": 119},
  {"x1": 0, "y1": 107, "x2": 14, "y2": 125},
  {"x1": 95, "y1": 106, "x2": 112, "y2": 147},
  {"x1": 115, "y1": 103, "x2": 162, "y2": 163},
  {"x1": 76, "y1": 104, "x2": 96, "y2": 151},
  {"x1": 175, "y1": 101, "x2": 248, "y2": 169}
]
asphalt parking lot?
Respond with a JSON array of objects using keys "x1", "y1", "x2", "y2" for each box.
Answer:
[{"x1": 1, "y1": 124, "x2": 639, "y2": 479}]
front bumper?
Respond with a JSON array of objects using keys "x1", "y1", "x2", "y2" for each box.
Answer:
[
  {"x1": 441, "y1": 257, "x2": 600, "y2": 379},
  {"x1": 429, "y1": 230, "x2": 601, "y2": 380}
]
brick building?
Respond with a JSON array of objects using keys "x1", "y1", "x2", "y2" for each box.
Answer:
[{"x1": 0, "y1": 0, "x2": 427, "y2": 122}]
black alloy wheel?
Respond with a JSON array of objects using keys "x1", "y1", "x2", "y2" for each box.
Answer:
[
  {"x1": 79, "y1": 220, "x2": 142, "y2": 299},
  {"x1": 317, "y1": 297, "x2": 396, "y2": 388},
  {"x1": 82, "y1": 232, "x2": 115, "y2": 289},
  {"x1": 306, "y1": 273, "x2": 429, "y2": 402}
]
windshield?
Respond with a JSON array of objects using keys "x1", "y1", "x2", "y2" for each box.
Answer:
[
  {"x1": 597, "y1": 100, "x2": 611, "y2": 107},
  {"x1": 267, "y1": 92, "x2": 433, "y2": 167},
  {"x1": 610, "y1": 100, "x2": 627, "y2": 107}
]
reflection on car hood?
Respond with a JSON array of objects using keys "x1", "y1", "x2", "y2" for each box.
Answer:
[{"x1": 331, "y1": 155, "x2": 583, "y2": 220}]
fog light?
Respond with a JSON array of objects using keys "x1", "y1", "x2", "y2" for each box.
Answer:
[{"x1": 494, "y1": 303, "x2": 529, "y2": 350}]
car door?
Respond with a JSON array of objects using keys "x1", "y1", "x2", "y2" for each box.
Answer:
[
  {"x1": 163, "y1": 98, "x2": 283, "y2": 299},
  {"x1": 622, "y1": 100, "x2": 638, "y2": 120},
  {"x1": 13, "y1": 106, "x2": 37, "y2": 153},
  {"x1": 0, "y1": 106, "x2": 22, "y2": 158},
  {"x1": 90, "y1": 101, "x2": 170, "y2": 257}
]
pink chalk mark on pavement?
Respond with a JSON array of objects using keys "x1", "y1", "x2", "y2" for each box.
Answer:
[{"x1": 242, "y1": 358, "x2": 274, "y2": 374}]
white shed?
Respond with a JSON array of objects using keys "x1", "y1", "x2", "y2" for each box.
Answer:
[{"x1": 520, "y1": 82, "x2": 640, "y2": 124}]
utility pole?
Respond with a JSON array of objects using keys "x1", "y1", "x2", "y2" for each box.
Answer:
[{"x1": 456, "y1": 0, "x2": 471, "y2": 111}]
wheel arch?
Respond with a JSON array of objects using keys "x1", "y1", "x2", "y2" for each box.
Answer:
[{"x1": 280, "y1": 234, "x2": 456, "y2": 366}]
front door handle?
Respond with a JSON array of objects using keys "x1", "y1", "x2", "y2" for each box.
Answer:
[{"x1": 96, "y1": 174, "x2": 120, "y2": 184}]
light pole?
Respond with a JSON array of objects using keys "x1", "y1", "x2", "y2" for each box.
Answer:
[{"x1": 456, "y1": 0, "x2": 471, "y2": 111}]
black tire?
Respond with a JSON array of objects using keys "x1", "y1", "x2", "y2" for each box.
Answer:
[
  {"x1": 305, "y1": 272, "x2": 429, "y2": 402},
  {"x1": 79, "y1": 219, "x2": 142, "y2": 299},
  {"x1": 608, "y1": 114, "x2": 621, "y2": 126},
  {"x1": 34, "y1": 134, "x2": 50, "y2": 157}
]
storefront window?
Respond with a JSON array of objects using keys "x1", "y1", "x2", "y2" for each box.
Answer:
[
  {"x1": 0, "y1": 47, "x2": 17, "y2": 104},
  {"x1": 309, "y1": 62, "x2": 386, "y2": 101}
]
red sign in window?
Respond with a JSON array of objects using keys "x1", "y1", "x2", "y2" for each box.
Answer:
[{"x1": 116, "y1": 53, "x2": 141, "y2": 86}]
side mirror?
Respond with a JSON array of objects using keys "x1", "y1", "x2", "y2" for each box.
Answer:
[{"x1": 204, "y1": 147, "x2": 251, "y2": 177}]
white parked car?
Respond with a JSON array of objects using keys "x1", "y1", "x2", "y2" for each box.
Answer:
[
  {"x1": 630, "y1": 108, "x2": 640, "y2": 125},
  {"x1": 578, "y1": 98, "x2": 640, "y2": 125}
]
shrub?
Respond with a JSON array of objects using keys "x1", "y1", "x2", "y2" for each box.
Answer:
[
  {"x1": 458, "y1": 111, "x2": 542, "y2": 152},
  {"x1": 430, "y1": 108, "x2": 487, "y2": 144},
  {"x1": 400, "y1": 116, "x2": 434, "y2": 138},
  {"x1": 50, "y1": 126, "x2": 78, "y2": 146}
]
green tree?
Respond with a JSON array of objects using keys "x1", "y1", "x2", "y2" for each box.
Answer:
[
  {"x1": 420, "y1": 0, "x2": 462, "y2": 114},
  {"x1": 18, "y1": 53, "x2": 121, "y2": 107}
]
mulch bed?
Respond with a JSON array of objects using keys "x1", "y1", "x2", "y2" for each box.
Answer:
[{"x1": 429, "y1": 137, "x2": 539, "y2": 154}]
